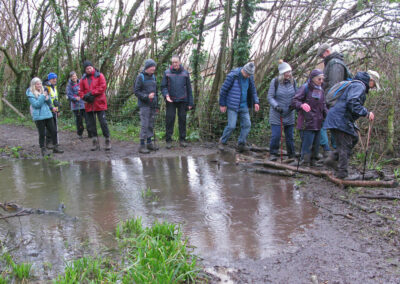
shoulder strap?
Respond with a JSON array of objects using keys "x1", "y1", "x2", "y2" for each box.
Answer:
[{"x1": 274, "y1": 78, "x2": 278, "y2": 95}]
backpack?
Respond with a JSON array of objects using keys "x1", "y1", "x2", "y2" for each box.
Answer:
[
  {"x1": 326, "y1": 58, "x2": 353, "y2": 81},
  {"x1": 325, "y1": 80, "x2": 361, "y2": 108},
  {"x1": 274, "y1": 77, "x2": 297, "y2": 95}
]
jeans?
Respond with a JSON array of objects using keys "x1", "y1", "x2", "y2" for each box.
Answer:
[
  {"x1": 320, "y1": 128, "x2": 337, "y2": 151},
  {"x1": 73, "y1": 109, "x2": 88, "y2": 136},
  {"x1": 220, "y1": 108, "x2": 251, "y2": 145},
  {"x1": 301, "y1": 130, "x2": 321, "y2": 159},
  {"x1": 36, "y1": 118, "x2": 57, "y2": 148},
  {"x1": 86, "y1": 110, "x2": 110, "y2": 138},
  {"x1": 165, "y1": 101, "x2": 187, "y2": 142},
  {"x1": 269, "y1": 124, "x2": 295, "y2": 157}
]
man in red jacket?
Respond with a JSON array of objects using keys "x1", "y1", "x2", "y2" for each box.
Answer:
[{"x1": 79, "y1": 60, "x2": 111, "y2": 151}]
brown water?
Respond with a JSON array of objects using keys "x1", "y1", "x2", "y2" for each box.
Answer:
[{"x1": 0, "y1": 154, "x2": 317, "y2": 277}]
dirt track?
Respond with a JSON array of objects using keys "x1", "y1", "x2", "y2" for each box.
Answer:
[{"x1": 1, "y1": 124, "x2": 400, "y2": 283}]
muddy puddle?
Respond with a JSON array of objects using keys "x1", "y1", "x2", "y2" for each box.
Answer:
[{"x1": 0, "y1": 154, "x2": 318, "y2": 278}]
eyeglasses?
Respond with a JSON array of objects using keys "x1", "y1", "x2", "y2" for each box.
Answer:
[{"x1": 315, "y1": 77, "x2": 324, "y2": 81}]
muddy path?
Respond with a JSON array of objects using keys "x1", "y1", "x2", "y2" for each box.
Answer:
[{"x1": 1, "y1": 124, "x2": 399, "y2": 283}]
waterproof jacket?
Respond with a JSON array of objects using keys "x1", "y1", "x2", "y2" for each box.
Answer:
[
  {"x1": 291, "y1": 82, "x2": 328, "y2": 131},
  {"x1": 67, "y1": 79, "x2": 85, "y2": 111},
  {"x1": 79, "y1": 69, "x2": 107, "y2": 112},
  {"x1": 323, "y1": 72, "x2": 370, "y2": 137},
  {"x1": 26, "y1": 88, "x2": 53, "y2": 121},
  {"x1": 323, "y1": 52, "x2": 349, "y2": 92},
  {"x1": 219, "y1": 68, "x2": 259, "y2": 112},
  {"x1": 43, "y1": 79, "x2": 60, "y2": 108},
  {"x1": 134, "y1": 70, "x2": 158, "y2": 108},
  {"x1": 161, "y1": 65, "x2": 193, "y2": 106},
  {"x1": 267, "y1": 77, "x2": 296, "y2": 125}
]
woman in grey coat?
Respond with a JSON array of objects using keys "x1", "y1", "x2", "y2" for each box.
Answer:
[{"x1": 267, "y1": 60, "x2": 297, "y2": 161}]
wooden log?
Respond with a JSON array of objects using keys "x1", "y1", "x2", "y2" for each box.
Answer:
[
  {"x1": 252, "y1": 168, "x2": 295, "y2": 177},
  {"x1": 357, "y1": 195, "x2": 400, "y2": 200},
  {"x1": 236, "y1": 154, "x2": 399, "y2": 188},
  {"x1": 2, "y1": 97, "x2": 25, "y2": 118}
]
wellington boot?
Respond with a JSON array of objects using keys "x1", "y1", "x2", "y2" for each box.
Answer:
[
  {"x1": 105, "y1": 138, "x2": 111, "y2": 151},
  {"x1": 91, "y1": 137, "x2": 100, "y2": 151},
  {"x1": 139, "y1": 144, "x2": 150, "y2": 154}
]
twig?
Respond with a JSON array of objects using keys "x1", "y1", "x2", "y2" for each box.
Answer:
[
  {"x1": 338, "y1": 197, "x2": 376, "y2": 214},
  {"x1": 358, "y1": 195, "x2": 400, "y2": 200}
]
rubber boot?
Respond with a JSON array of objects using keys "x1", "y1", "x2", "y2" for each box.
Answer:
[
  {"x1": 139, "y1": 144, "x2": 150, "y2": 154},
  {"x1": 91, "y1": 137, "x2": 100, "y2": 151},
  {"x1": 105, "y1": 138, "x2": 111, "y2": 151},
  {"x1": 53, "y1": 145, "x2": 64, "y2": 154}
]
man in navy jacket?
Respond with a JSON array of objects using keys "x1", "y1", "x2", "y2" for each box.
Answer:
[{"x1": 218, "y1": 62, "x2": 260, "y2": 152}]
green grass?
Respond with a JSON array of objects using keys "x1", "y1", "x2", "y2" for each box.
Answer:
[{"x1": 0, "y1": 252, "x2": 33, "y2": 281}]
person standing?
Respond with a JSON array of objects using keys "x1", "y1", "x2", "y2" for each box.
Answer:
[
  {"x1": 43, "y1": 72, "x2": 60, "y2": 149},
  {"x1": 134, "y1": 59, "x2": 159, "y2": 154},
  {"x1": 67, "y1": 71, "x2": 89, "y2": 139},
  {"x1": 267, "y1": 60, "x2": 297, "y2": 161},
  {"x1": 291, "y1": 69, "x2": 328, "y2": 166},
  {"x1": 79, "y1": 60, "x2": 111, "y2": 151},
  {"x1": 26, "y1": 78, "x2": 63, "y2": 156},
  {"x1": 218, "y1": 62, "x2": 260, "y2": 152},
  {"x1": 323, "y1": 71, "x2": 379, "y2": 179},
  {"x1": 161, "y1": 55, "x2": 194, "y2": 149}
]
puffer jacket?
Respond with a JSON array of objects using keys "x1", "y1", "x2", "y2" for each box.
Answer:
[
  {"x1": 323, "y1": 72, "x2": 370, "y2": 137},
  {"x1": 26, "y1": 88, "x2": 53, "y2": 121},
  {"x1": 134, "y1": 70, "x2": 158, "y2": 108},
  {"x1": 66, "y1": 79, "x2": 85, "y2": 110},
  {"x1": 219, "y1": 68, "x2": 259, "y2": 112},
  {"x1": 79, "y1": 69, "x2": 107, "y2": 112},
  {"x1": 161, "y1": 65, "x2": 193, "y2": 106},
  {"x1": 323, "y1": 52, "x2": 349, "y2": 92},
  {"x1": 267, "y1": 77, "x2": 296, "y2": 125}
]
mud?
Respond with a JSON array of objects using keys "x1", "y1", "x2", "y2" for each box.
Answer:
[{"x1": 1, "y1": 124, "x2": 399, "y2": 283}]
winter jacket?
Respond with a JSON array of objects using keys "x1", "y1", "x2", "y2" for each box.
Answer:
[
  {"x1": 79, "y1": 69, "x2": 107, "y2": 112},
  {"x1": 43, "y1": 79, "x2": 60, "y2": 108},
  {"x1": 291, "y1": 82, "x2": 328, "y2": 131},
  {"x1": 267, "y1": 77, "x2": 296, "y2": 125},
  {"x1": 161, "y1": 65, "x2": 193, "y2": 106},
  {"x1": 66, "y1": 79, "x2": 85, "y2": 111},
  {"x1": 323, "y1": 72, "x2": 370, "y2": 137},
  {"x1": 26, "y1": 88, "x2": 53, "y2": 121},
  {"x1": 219, "y1": 68, "x2": 259, "y2": 112},
  {"x1": 134, "y1": 71, "x2": 158, "y2": 108},
  {"x1": 323, "y1": 52, "x2": 349, "y2": 92}
]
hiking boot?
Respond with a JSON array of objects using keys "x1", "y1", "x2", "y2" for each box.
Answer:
[
  {"x1": 335, "y1": 171, "x2": 348, "y2": 179},
  {"x1": 299, "y1": 154, "x2": 311, "y2": 167},
  {"x1": 139, "y1": 144, "x2": 150, "y2": 154},
  {"x1": 324, "y1": 151, "x2": 338, "y2": 170},
  {"x1": 166, "y1": 141, "x2": 172, "y2": 149},
  {"x1": 237, "y1": 143, "x2": 249, "y2": 153},
  {"x1": 268, "y1": 154, "x2": 279, "y2": 161},
  {"x1": 180, "y1": 140, "x2": 188, "y2": 147},
  {"x1": 41, "y1": 147, "x2": 48, "y2": 157},
  {"x1": 91, "y1": 137, "x2": 100, "y2": 151},
  {"x1": 53, "y1": 145, "x2": 64, "y2": 154},
  {"x1": 322, "y1": 150, "x2": 331, "y2": 158},
  {"x1": 218, "y1": 140, "x2": 226, "y2": 151},
  {"x1": 78, "y1": 135, "x2": 83, "y2": 140},
  {"x1": 105, "y1": 138, "x2": 111, "y2": 151},
  {"x1": 147, "y1": 143, "x2": 159, "y2": 151},
  {"x1": 46, "y1": 140, "x2": 54, "y2": 149}
]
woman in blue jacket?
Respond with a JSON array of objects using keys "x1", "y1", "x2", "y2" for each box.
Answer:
[{"x1": 27, "y1": 77, "x2": 63, "y2": 156}]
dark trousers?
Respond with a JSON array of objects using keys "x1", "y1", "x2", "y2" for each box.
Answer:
[
  {"x1": 332, "y1": 129, "x2": 358, "y2": 176},
  {"x1": 45, "y1": 113, "x2": 58, "y2": 144},
  {"x1": 270, "y1": 124, "x2": 295, "y2": 157},
  {"x1": 165, "y1": 101, "x2": 187, "y2": 142},
  {"x1": 301, "y1": 130, "x2": 321, "y2": 159},
  {"x1": 73, "y1": 109, "x2": 89, "y2": 136},
  {"x1": 36, "y1": 118, "x2": 57, "y2": 148},
  {"x1": 86, "y1": 110, "x2": 110, "y2": 138},
  {"x1": 140, "y1": 107, "x2": 156, "y2": 140}
]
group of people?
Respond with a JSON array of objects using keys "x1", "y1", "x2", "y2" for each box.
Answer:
[{"x1": 27, "y1": 45, "x2": 380, "y2": 179}]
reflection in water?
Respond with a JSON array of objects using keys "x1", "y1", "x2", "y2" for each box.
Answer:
[{"x1": 0, "y1": 155, "x2": 317, "y2": 275}]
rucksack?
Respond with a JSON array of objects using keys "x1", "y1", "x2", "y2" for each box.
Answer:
[
  {"x1": 326, "y1": 80, "x2": 361, "y2": 108},
  {"x1": 326, "y1": 58, "x2": 353, "y2": 81},
  {"x1": 274, "y1": 77, "x2": 297, "y2": 95}
]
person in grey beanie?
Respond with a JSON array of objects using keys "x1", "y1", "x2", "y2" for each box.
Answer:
[
  {"x1": 134, "y1": 59, "x2": 158, "y2": 153},
  {"x1": 218, "y1": 62, "x2": 260, "y2": 152},
  {"x1": 267, "y1": 60, "x2": 297, "y2": 161}
]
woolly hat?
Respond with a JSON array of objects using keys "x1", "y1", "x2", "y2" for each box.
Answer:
[
  {"x1": 278, "y1": 59, "x2": 292, "y2": 74},
  {"x1": 83, "y1": 60, "x2": 93, "y2": 70},
  {"x1": 144, "y1": 59, "x2": 156, "y2": 70},
  {"x1": 242, "y1": 62, "x2": 255, "y2": 75},
  {"x1": 47, "y1": 72, "x2": 57, "y2": 80},
  {"x1": 367, "y1": 70, "x2": 380, "y2": 90},
  {"x1": 310, "y1": 69, "x2": 324, "y2": 80},
  {"x1": 317, "y1": 43, "x2": 331, "y2": 57}
]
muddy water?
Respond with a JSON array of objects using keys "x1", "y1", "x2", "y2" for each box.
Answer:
[{"x1": 0, "y1": 154, "x2": 317, "y2": 277}]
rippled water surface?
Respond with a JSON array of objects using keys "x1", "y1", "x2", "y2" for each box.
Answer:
[{"x1": 0, "y1": 154, "x2": 317, "y2": 276}]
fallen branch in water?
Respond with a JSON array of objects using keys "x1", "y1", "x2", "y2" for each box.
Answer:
[
  {"x1": 235, "y1": 154, "x2": 399, "y2": 188},
  {"x1": 0, "y1": 202, "x2": 75, "y2": 221}
]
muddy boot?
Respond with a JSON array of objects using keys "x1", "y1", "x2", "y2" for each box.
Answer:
[
  {"x1": 166, "y1": 141, "x2": 172, "y2": 149},
  {"x1": 218, "y1": 139, "x2": 225, "y2": 151},
  {"x1": 237, "y1": 143, "x2": 249, "y2": 153},
  {"x1": 147, "y1": 143, "x2": 158, "y2": 151},
  {"x1": 46, "y1": 140, "x2": 54, "y2": 149},
  {"x1": 139, "y1": 144, "x2": 150, "y2": 154},
  {"x1": 268, "y1": 154, "x2": 279, "y2": 161},
  {"x1": 324, "y1": 151, "x2": 338, "y2": 170},
  {"x1": 53, "y1": 145, "x2": 64, "y2": 154},
  {"x1": 41, "y1": 147, "x2": 48, "y2": 157},
  {"x1": 180, "y1": 140, "x2": 188, "y2": 147},
  {"x1": 105, "y1": 138, "x2": 111, "y2": 151},
  {"x1": 91, "y1": 137, "x2": 100, "y2": 151},
  {"x1": 300, "y1": 154, "x2": 311, "y2": 167}
]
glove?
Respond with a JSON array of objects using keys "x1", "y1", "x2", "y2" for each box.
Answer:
[
  {"x1": 275, "y1": 105, "x2": 284, "y2": 114},
  {"x1": 301, "y1": 103, "x2": 311, "y2": 112},
  {"x1": 83, "y1": 92, "x2": 95, "y2": 103}
]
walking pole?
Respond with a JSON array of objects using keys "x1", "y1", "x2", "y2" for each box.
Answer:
[
  {"x1": 280, "y1": 116, "x2": 283, "y2": 162},
  {"x1": 362, "y1": 121, "x2": 373, "y2": 180}
]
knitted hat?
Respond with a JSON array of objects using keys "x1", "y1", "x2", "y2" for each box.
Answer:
[
  {"x1": 317, "y1": 43, "x2": 331, "y2": 57},
  {"x1": 278, "y1": 59, "x2": 292, "y2": 74},
  {"x1": 83, "y1": 60, "x2": 93, "y2": 70},
  {"x1": 242, "y1": 62, "x2": 255, "y2": 75},
  {"x1": 144, "y1": 59, "x2": 156, "y2": 70},
  {"x1": 310, "y1": 69, "x2": 324, "y2": 80},
  {"x1": 47, "y1": 72, "x2": 57, "y2": 80},
  {"x1": 367, "y1": 70, "x2": 380, "y2": 90}
]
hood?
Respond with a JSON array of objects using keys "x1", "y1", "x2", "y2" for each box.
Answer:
[
  {"x1": 82, "y1": 68, "x2": 100, "y2": 79},
  {"x1": 324, "y1": 52, "x2": 344, "y2": 65},
  {"x1": 354, "y1": 71, "x2": 370, "y2": 91}
]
